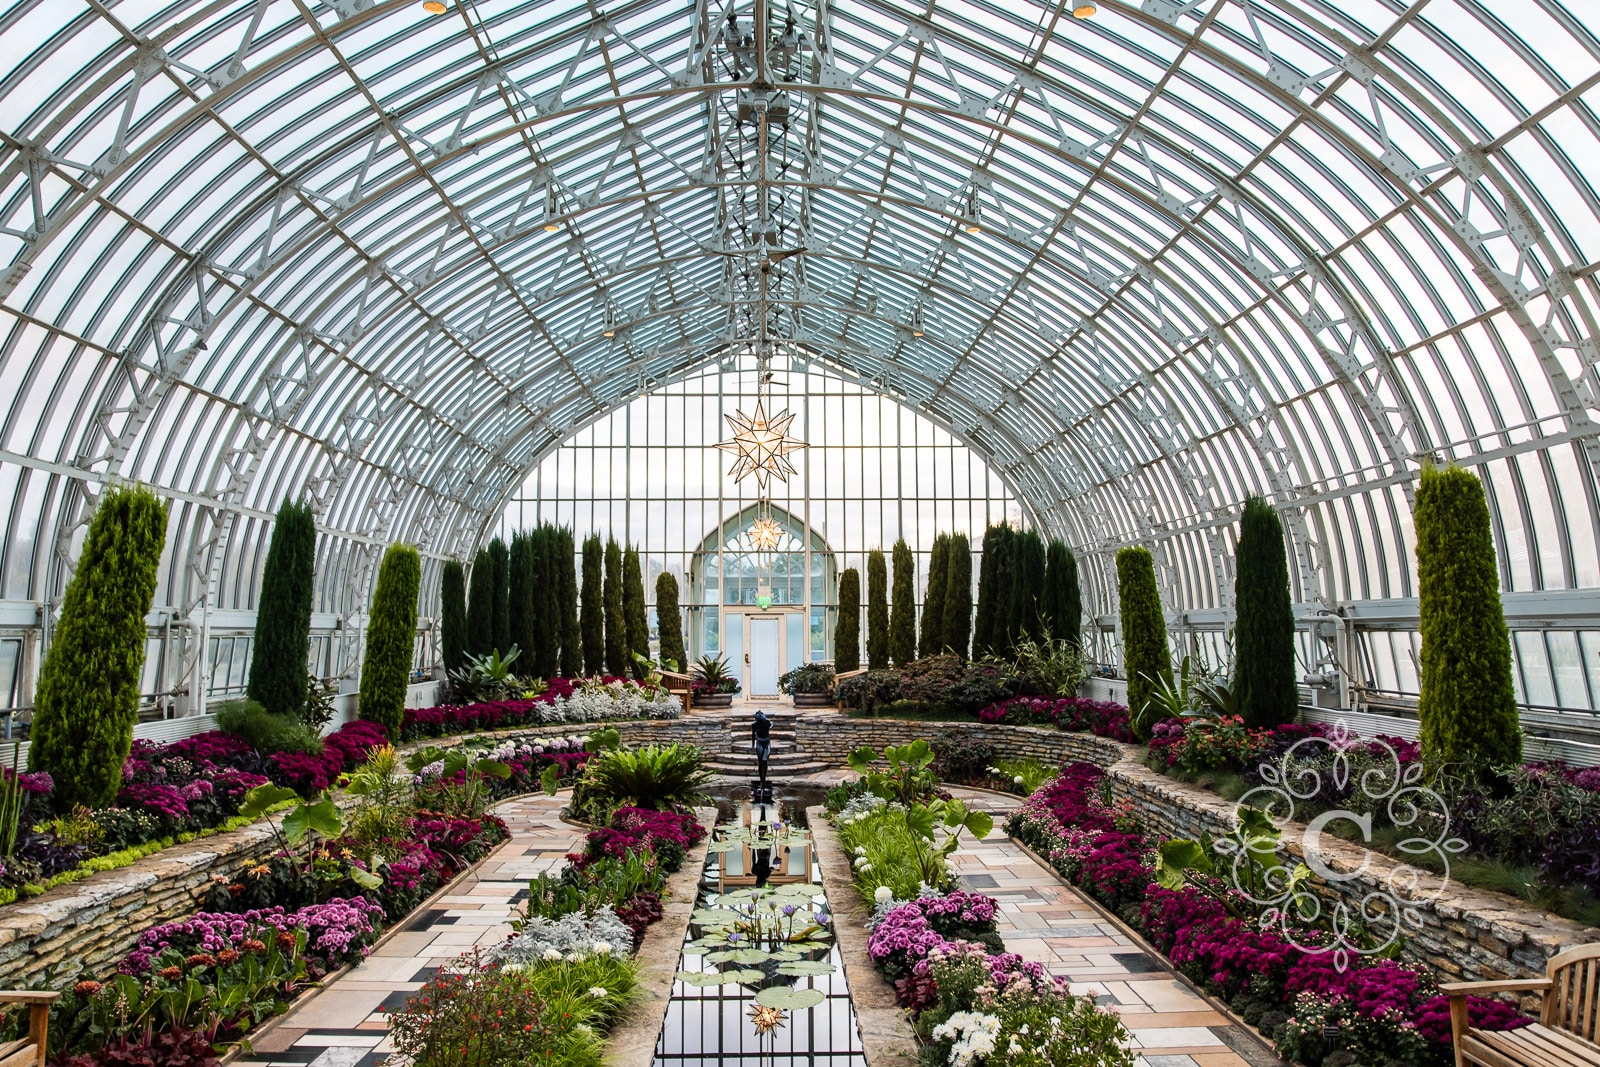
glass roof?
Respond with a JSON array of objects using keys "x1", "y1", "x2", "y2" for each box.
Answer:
[{"x1": 1, "y1": 0, "x2": 1599, "y2": 638}]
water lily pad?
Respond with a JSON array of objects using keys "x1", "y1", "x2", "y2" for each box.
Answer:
[
  {"x1": 707, "y1": 948, "x2": 771, "y2": 965},
  {"x1": 776, "y1": 960, "x2": 836, "y2": 976},
  {"x1": 755, "y1": 987, "x2": 826, "y2": 1009}
]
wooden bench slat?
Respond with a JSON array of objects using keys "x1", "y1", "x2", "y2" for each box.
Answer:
[
  {"x1": 1472, "y1": 1024, "x2": 1600, "y2": 1067},
  {"x1": 0, "y1": 1042, "x2": 38, "y2": 1067}
]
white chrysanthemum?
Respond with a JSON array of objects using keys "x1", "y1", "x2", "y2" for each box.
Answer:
[
  {"x1": 874, "y1": 886, "x2": 893, "y2": 905},
  {"x1": 543, "y1": 948, "x2": 563, "y2": 961},
  {"x1": 588, "y1": 986, "x2": 608, "y2": 999}
]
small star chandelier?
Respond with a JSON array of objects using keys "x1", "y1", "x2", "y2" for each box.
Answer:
[
  {"x1": 748, "y1": 514, "x2": 783, "y2": 552},
  {"x1": 748, "y1": 1002, "x2": 787, "y2": 1036},
  {"x1": 717, "y1": 397, "x2": 806, "y2": 488}
]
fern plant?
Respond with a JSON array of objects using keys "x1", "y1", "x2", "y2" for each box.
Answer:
[{"x1": 581, "y1": 744, "x2": 712, "y2": 811}]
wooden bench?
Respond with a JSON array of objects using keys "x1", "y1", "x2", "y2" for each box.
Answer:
[
  {"x1": 1443, "y1": 943, "x2": 1600, "y2": 1067},
  {"x1": 658, "y1": 670, "x2": 693, "y2": 713},
  {"x1": 0, "y1": 990, "x2": 58, "y2": 1067},
  {"x1": 832, "y1": 667, "x2": 866, "y2": 708}
]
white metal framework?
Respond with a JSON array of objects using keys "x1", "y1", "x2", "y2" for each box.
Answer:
[{"x1": 1, "y1": 0, "x2": 1599, "y2": 720}]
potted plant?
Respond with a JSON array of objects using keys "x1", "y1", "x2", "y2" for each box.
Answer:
[
  {"x1": 778, "y1": 663, "x2": 835, "y2": 707},
  {"x1": 691, "y1": 654, "x2": 740, "y2": 708}
]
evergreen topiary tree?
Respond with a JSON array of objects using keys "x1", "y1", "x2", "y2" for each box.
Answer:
[
  {"x1": 360, "y1": 543, "x2": 421, "y2": 739},
  {"x1": 1415, "y1": 465, "x2": 1521, "y2": 769},
  {"x1": 531, "y1": 525, "x2": 559, "y2": 677},
  {"x1": 974, "y1": 524, "x2": 1015, "y2": 658},
  {"x1": 440, "y1": 559, "x2": 468, "y2": 675},
  {"x1": 656, "y1": 571, "x2": 686, "y2": 673},
  {"x1": 247, "y1": 498, "x2": 316, "y2": 718},
  {"x1": 581, "y1": 535, "x2": 604, "y2": 674},
  {"x1": 866, "y1": 549, "x2": 889, "y2": 670},
  {"x1": 558, "y1": 528, "x2": 582, "y2": 678},
  {"x1": 604, "y1": 538, "x2": 627, "y2": 675},
  {"x1": 623, "y1": 545, "x2": 650, "y2": 677},
  {"x1": 508, "y1": 531, "x2": 534, "y2": 663},
  {"x1": 890, "y1": 540, "x2": 916, "y2": 665},
  {"x1": 943, "y1": 533, "x2": 973, "y2": 658},
  {"x1": 1234, "y1": 495, "x2": 1298, "y2": 729},
  {"x1": 488, "y1": 537, "x2": 510, "y2": 655},
  {"x1": 920, "y1": 534, "x2": 950, "y2": 657},
  {"x1": 29, "y1": 485, "x2": 167, "y2": 810},
  {"x1": 1117, "y1": 545, "x2": 1170, "y2": 741},
  {"x1": 1043, "y1": 540, "x2": 1081, "y2": 647},
  {"x1": 1010, "y1": 529, "x2": 1047, "y2": 648},
  {"x1": 466, "y1": 548, "x2": 495, "y2": 656},
  {"x1": 835, "y1": 567, "x2": 861, "y2": 672}
]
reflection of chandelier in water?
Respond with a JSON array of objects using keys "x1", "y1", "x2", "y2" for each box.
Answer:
[
  {"x1": 748, "y1": 1002, "x2": 786, "y2": 1035},
  {"x1": 747, "y1": 513, "x2": 783, "y2": 552},
  {"x1": 717, "y1": 398, "x2": 805, "y2": 488}
]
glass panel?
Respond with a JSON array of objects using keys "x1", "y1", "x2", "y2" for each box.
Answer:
[
  {"x1": 1515, "y1": 631, "x2": 1556, "y2": 707},
  {"x1": 786, "y1": 612, "x2": 804, "y2": 672}
]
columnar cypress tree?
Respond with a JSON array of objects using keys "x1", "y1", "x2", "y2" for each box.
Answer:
[
  {"x1": 440, "y1": 559, "x2": 468, "y2": 675},
  {"x1": 531, "y1": 525, "x2": 559, "y2": 677},
  {"x1": 866, "y1": 549, "x2": 889, "y2": 670},
  {"x1": 580, "y1": 535, "x2": 604, "y2": 674},
  {"x1": 1234, "y1": 496, "x2": 1298, "y2": 729},
  {"x1": 488, "y1": 537, "x2": 510, "y2": 655},
  {"x1": 623, "y1": 545, "x2": 650, "y2": 677},
  {"x1": 604, "y1": 538, "x2": 627, "y2": 675},
  {"x1": 890, "y1": 539, "x2": 917, "y2": 665},
  {"x1": 1044, "y1": 540, "x2": 1081, "y2": 647},
  {"x1": 360, "y1": 543, "x2": 421, "y2": 739},
  {"x1": 1415, "y1": 465, "x2": 1521, "y2": 769},
  {"x1": 29, "y1": 486, "x2": 167, "y2": 810},
  {"x1": 835, "y1": 567, "x2": 861, "y2": 672},
  {"x1": 1010, "y1": 529, "x2": 1047, "y2": 648},
  {"x1": 1117, "y1": 545, "x2": 1170, "y2": 741},
  {"x1": 508, "y1": 531, "x2": 534, "y2": 662},
  {"x1": 943, "y1": 533, "x2": 973, "y2": 658},
  {"x1": 558, "y1": 528, "x2": 582, "y2": 678},
  {"x1": 656, "y1": 571, "x2": 686, "y2": 673},
  {"x1": 974, "y1": 524, "x2": 1015, "y2": 658},
  {"x1": 973, "y1": 526, "x2": 1000, "y2": 656},
  {"x1": 248, "y1": 498, "x2": 316, "y2": 718},
  {"x1": 466, "y1": 548, "x2": 495, "y2": 656},
  {"x1": 920, "y1": 534, "x2": 950, "y2": 657}
]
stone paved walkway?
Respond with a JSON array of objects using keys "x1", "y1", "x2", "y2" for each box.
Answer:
[{"x1": 237, "y1": 794, "x2": 579, "y2": 1067}]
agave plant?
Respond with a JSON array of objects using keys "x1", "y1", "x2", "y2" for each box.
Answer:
[
  {"x1": 449, "y1": 645, "x2": 527, "y2": 702},
  {"x1": 582, "y1": 743, "x2": 713, "y2": 811}
]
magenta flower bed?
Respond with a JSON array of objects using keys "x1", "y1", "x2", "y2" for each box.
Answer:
[
  {"x1": 976, "y1": 695, "x2": 1135, "y2": 742},
  {"x1": 121, "y1": 897, "x2": 386, "y2": 976}
]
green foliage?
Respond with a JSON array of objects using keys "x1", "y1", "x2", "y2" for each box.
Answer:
[
  {"x1": 603, "y1": 538, "x2": 627, "y2": 675},
  {"x1": 581, "y1": 743, "x2": 711, "y2": 812},
  {"x1": 581, "y1": 534, "x2": 604, "y2": 674},
  {"x1": 834, "y1": 567, "x2": 861, "y2": 672},
  {"x1": 1009, "y1": 528, "x2": 1047, "y2": 648},
  {"x1": 508, "y1": 531, "x2": 535, "y2": 673},
  {"x1": 406, "y1": 744, "x2": 512, "y2": 818},
  {"x1": 973, "y1": 523, "x2": 1014, "y2": 658},
  {"x1": 840, "y1": 740, "x2": 993, "y2": 892},
  {"x1": 557, "y1": 527, "x2": 582, "y2": 678},
  {"x1": 866, "y1": 549, "x2": 889, "y2": 670},
  {"x1": 30, "y1": 485, "x2": 167, "y2": 810},
  {"x1": 1012, "y1": 636, "x2": 1089, "y2": 697},
  {"x1": 527, "y1": 525, "x2": 559, "y2": 678},
  {"x1": 1233, "y1": 495, "x2": 1298, "y2": 729},
  {"x1": 890, "y1": 539, "x2": 916, "y2": 666},
  {"x1": 449, "y1": 646, "x2": 524, "y2": 703},
  {"x1": 440, "y1": 559, "x2": 468, "y2": 675},
  {"x1": 360, "y1": 542, "x2": 421, "y2": 738},
  {"x1": 248, "y1": 498, "x2": 316, "y2": 718},
  {"x1": 622, "y1": 545, "x2": 649, "y2": 678},
  {"x1": 1117, "y1": 545, "x2": 1170, "y2": 741},
  {"x1": 919, "y1": 534, "x2": 950, "y2": 658},
  {"x1": 488, "y1": 537, "x2": 510, "y2": 656},
  {"x1": 466, "y1": 547, "x2": 495, "y2": 657},
  {"x1": 655, "y1": 571, "x2": 685, "y2": 673},
  {"x1": 0, "y1": 744, "x2": 22, "y2": 858},
  {"x1": 1044, "y1": 539, "x2": 1080, "y2": 646},
  {"x1": 1155, "y1": 806, "x2": 1312, "y2": 922},
  {"x1": 343, "y1": 745, "x2": 412, "y2": 857},
  {"x1": 1416, "y1": 464, "x2": 1521, "y2": 769},
  {"x1": 942, "y1": 532, "x2": 973, "y2": 659},
  {"x1": 215, "y1": 698, "x2": 325, "y2": 755}
]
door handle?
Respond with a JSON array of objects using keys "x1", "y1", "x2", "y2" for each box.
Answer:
[{"x1": 744, "y1": 652, "x2": 750, "y2": 664}]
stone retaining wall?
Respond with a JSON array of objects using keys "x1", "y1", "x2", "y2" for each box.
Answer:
[{"x1": 792, "y1": 714, "x2": 1122, "y2": 767}]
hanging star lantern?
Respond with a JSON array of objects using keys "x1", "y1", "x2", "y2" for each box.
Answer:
[
  {"x1": 748, "y1": 1002, "x2": 787, "y2": 1036},
  {"x1": 748, "y1": 514, "x2": 783, "y2": 551},
  {"x1": 717, "y1": 398, "x2": 806, "y2": 487}
]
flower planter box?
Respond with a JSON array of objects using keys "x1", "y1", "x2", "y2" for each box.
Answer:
[
  {"x1": 696, "y1": 693, "x2": 735, "y2": 708},
  {"x1": 791, "y1": 692, "x2": 833, "y2": 707}
]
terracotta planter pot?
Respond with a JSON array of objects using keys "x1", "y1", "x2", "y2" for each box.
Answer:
[
  {"x1": 791, "y1": 692, "x2": 833, "y2": 707},
  {"x1": 697, "y1": 693, "x2": 735, "y2": 708}
]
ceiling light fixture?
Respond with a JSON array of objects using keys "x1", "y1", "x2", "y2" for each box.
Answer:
[
  {"x1": 961, "y1": 190, "x2": 982, "y2": 234},
  {"x1": 1073, "y1": 0, "x2": 1097, "y2": 16},
  {"x1": 423, "y1": 1, "x2": 448, "y2": 12},
  {"x1": 910, "y1": 306, "x2": 925, "y2": 337},
  {"x1": 602, "y1": 304, "x2": 619, "y2": 338},
  {"x1": 542, "y1": 186, "x2": 560, "y2": 231},
  {"x1": 748, "y1": 514, "x2": 783, "y2": 552},
  {"x1": 717, "y1": 397, "x2": 806, "y2": 488}
]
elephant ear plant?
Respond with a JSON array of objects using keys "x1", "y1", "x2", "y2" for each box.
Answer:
[
  {"x1": 204, "y1": 783, "x2": 381, "y2": 910},
  {"x1": 844, "y1": 740, "x2": 994, "y2": 887},
  {"x1": 405, "y1": 745, "x2": 513, "y2": 819}
]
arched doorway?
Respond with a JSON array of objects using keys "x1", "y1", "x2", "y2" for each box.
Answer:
[{"x1": 688, "y1": 504, "x2": 836, "y2": 697}]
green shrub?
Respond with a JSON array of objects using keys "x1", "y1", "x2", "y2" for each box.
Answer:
[
  {"x1": 488, "y1": 536, "x2": 510, "y2": 656},
  {"x1": 623, "y1": 545, "x2": 649, "y2": 678},
  {"x1": 215, "y1": 698, "x2": 324, "y2": 755},
  {"x1": 529, "y1": 525, "x2": 559, "y2": 677},
  {"x1": 973, "y1": 523, "x2": 1014, "y2": 658},
  {"x1": 890, "y1": 539, "x2": 916, "y2": 666},
  {"x1": 581, "y1": 534, "x2": 604, "y2": 674},
  {"x1": 440, "y1": 559, "x2": 468, "y2": 675},
  {"x1": 1234, "y1": 495, "x2": 1298, "y2": 729},
  {"x1": 248, "y1": 498, "x2": 316, "y2": 718},
  {"x1": 582, "y1": 743, "x2": 711, "y2": 812},
  {"x1": 360, "y1": 543, "x2": 421, "y2": 738},
  {"x1": 1044, "y1": 539, "x2": 1080, "y2": 646},
  {"x1": 836, "y1": 807, "x2": 927, "y2": 900},
  {"x1": 557, "y1": 527, "x2": 582, "y2": 678},
  {"x1": 508, "y1": 531, "x2": 535, "y2": 672},
  {"x1": 866, "y1": 549, "x2": 889, "y2": 670},
  {"x1": 655, "y1": 571, "x2": 686, "y2": 673},
  {"x1": 1010, "y1": 528, "x2": 1047, "y2": 648},
  {"x1": 1415, "y1": 464, "x2": 1521, "y2": 769},
  {"x1": 603, "y1": 538, "x2": 626, "y2": 675},
  {"x1": 1117, "y1": 545, "x2": 1170, "y2": 741},
  {"x1": 29, "y1": 485, "x2": 167, "y2": 810},
  {"x1": 943, "y1": 532, "x2": 972, "y2": 658},
  {"x1": 466, "y1": 547, "x2": 495, "y2": 657},
  {"x1": 920, "y1": 534, "x2": 950, "y2": 658},
  {"x1": 835, "y1": 567, "x2": 861, "y2": 672}
]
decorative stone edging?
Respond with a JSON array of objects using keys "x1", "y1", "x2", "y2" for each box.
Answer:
[
  {"x1": 805, "y1": 805, "x2": 919, "y2": 1067},
  {"x1": 604, "y1": 806, "x2": 718, "y2": 1067}
]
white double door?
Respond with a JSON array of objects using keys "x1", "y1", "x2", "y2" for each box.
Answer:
[{"x1": 722, "y1": 611, "x2": 798, "y2": 697}]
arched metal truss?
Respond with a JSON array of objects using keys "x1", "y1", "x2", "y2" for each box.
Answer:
[{"x1": 2, "y1": 0, "x2": 1600, "y2": 716}]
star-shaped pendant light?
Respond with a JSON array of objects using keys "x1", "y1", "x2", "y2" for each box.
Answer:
[
  {"x1": 748, "y1": 514, "x2": 783, "y2": 551},
  {"x1": 717, "y1": 398, "x2": 806, "y2": 488},
  {"x1": 748, "y1": 1002, "x2": 787, "y2": 1036}
]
